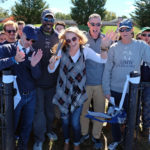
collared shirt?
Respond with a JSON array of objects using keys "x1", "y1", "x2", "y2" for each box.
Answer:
[{"x1": 17, "y1": 41, "x2": 30, "y2": 54}]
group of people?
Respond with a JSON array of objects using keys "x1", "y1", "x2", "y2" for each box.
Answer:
[{"x1": 0, "y1": 7, "x2": 150, "y2": 150}]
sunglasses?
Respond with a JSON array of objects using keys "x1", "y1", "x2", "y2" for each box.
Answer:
[
  {"x1": 119, "y1": 28, "x2": 131, "y2": 32},
  {"x1": 66, "y1": 37, "x2": 77, "y2": 44},
  {"x1": 141, "y1": 33, "x2": 150, "y2": 37},
  {"x1": 26, "y1": 38, "x2": 35, "y2": 43},
  {"x1": 90, "y1": 22, "x2": 101, "y2": 27},
  {"x1": 6, "y1": 30, "x2": 16, "y2": 33},
  {"x1": 43, "y1": 18, "x2": 55, "y2": 23}
]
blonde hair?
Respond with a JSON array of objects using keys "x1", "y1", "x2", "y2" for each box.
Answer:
[
  {"x1": 52, "y1": 26, "x2": 88, "y2": 53},
  {"x1": 3, "y1": 20, "x2": 18, "y2": 31}
]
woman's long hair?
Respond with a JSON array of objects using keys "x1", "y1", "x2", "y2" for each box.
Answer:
[{"x1": 52, "y1": 26, "x2": 88, "y2": 54}]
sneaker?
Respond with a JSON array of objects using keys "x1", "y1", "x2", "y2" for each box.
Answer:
[
  {"x1": 92, "y1": 137, "x2": 103, "y2": 150},
  {"x1": 33, "y1": 142, "x2": 43, "y2": 150},
  {"x1": 47, "y1": 131, "x2": 58, "y2": 141},
  {"x1": 108, "y1": 141, "x2": 120, "y2": 150},
  {"x1": 80, "y1": 134, "x2": 89, "y2": 143}
]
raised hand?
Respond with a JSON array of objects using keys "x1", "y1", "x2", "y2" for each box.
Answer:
[
  {"x1": 101, "y1": 30, "x2": 118, "y2": 50},
  {"x1": 31, "y1": 49, "x2": 43, "y2": 67},
  {"x1": 15, "y1": 47, "x2": 25, "y2": 63},
  {"x1": 49, "y1": 55, "x2": 61, "y2": 70}
]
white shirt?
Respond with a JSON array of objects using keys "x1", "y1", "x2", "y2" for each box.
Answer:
[{"x1": 48, "y1": 46, "x2": 107, "y2": 73}]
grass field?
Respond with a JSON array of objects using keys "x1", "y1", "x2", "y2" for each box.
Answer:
[{"x1": 34, "y1": 24, "x2": 140, "y2": 37}]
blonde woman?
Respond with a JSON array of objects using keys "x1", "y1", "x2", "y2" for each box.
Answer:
[{"x1": 48, "y1": 26, "x2": 107, "y2": 150}]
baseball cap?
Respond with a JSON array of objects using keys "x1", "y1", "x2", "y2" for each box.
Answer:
[
  {"x1": 119, "y1": 19, "x2": 133, "y2": 29},
  {"x1": 41, "y1": 8, "x2": 54, "y2": 19},
  {"x1": 23, "y1": 24, "x2": 37, "y2": 41},
  {"x1": 141, "y1": 27, "x2": 150, "y2": 33}
]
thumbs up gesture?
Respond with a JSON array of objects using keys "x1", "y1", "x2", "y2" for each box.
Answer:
[{"x1": 15, "y1": 47, "x2": 25, "y2": 63}]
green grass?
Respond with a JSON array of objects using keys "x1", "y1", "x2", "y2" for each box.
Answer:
[{"x1": 34, "y1": 24, "x2": 141, "y2": 37}]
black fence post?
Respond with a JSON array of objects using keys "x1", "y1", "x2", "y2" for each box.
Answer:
[
  {"x1": 124, "y1": 71, "x2": 140, "y2": 150},
  {"x1": 2, "y1": 70, "x2": 14, "y2": 150}
]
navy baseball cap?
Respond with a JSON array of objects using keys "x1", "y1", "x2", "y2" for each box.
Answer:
[
  {"x1": 41, "y1": 8, "x2": 54, "y2": 19},
  {"x1": 119, "y1": 19, "x2": 133, "y2": 29},
  {"x1": 23, "y1": 24, "x2": 37, "y2": 41}
]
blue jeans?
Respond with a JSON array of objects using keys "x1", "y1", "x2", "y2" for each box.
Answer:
[
  {"x1": 61, "y1": 105, "x2": 83, "y2": 145},
  {"x1": 110, "y1": 91, "x2": 129, "y2": 142},
  {"x1": 142, "y1": 87, "x2": 150, "y2": 128},
  {"x1": 14, "y1": 90, "x2": 36, "y2": 150}
]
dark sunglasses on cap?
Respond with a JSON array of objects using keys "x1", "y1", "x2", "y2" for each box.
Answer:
[
  {"x1": 66, "y1": 37, "x2": 77, "y2": 44},
  {"x1": 6, "y1": 30, "x2": 16, "y2": 33},
  {"x1": 119, "y1": 28, "x2": 131, "y2": 32},
  {"x1": 90, "y1": 22, "x2": 101, "y2": 27},
  {"x1": 43, "y1": 18, "x2": 54, "y2": 23},
  {"x1": 141, "y1": 33, "x2": 150, "y2": 37},
  {"x1": 26, "y1": 38, "x2": 35, "y2": 43}
]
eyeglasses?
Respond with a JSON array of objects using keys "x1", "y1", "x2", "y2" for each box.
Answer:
[
  {"x1": 66, "y1": 37, "x2": 77, "y2": 44},
  {"x1": 26, "y1": 38, "x2": 35, "y2": 43},
  {"x1": 6, "y1": 30, "x2": 16, "y2": 33},
  {"x1": 90, "y1": 22, "x2": 101, "y2": 27},
  {"x1": 119, "y1": 28, "x2": 131, "y2": 32},
  {"x1": 43, "y1": 18, "x2": 55, "y2": 23},
  {"x1": 141, "y1": 33, "x2": 150, "y2": 37}
]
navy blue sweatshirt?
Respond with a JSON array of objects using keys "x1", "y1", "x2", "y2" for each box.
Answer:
[{"x1": 0, "y1": 42, "x2": 41, "y2": 95}]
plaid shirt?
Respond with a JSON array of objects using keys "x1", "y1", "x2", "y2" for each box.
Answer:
[{"x1": 53, "y1": 46, "x2": 87, "y2": 115}]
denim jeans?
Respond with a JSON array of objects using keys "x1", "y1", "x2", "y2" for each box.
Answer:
[
  {"x1": 33, "y1": 87, "x2": 56, "y2": 142},
  {"x1": 61, "y1": 105, "x2": 83, "y2": 145},
  {"x1": 110, "y1": 90, "x2": 129, "y2": 142},
  {"x1": 142, "y1": 87, "x2": 150, "y2": 128},
  {"x1": 14, "y1": 89, "x2": 36, "y2": 150}
]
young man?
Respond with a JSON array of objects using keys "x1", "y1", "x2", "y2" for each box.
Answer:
[
  {"x1": 32, "y1": 8, "x2": 59, "y2": 150},
  {"x1": 55, "y1": 21, "x2": 66, "y2": 33},
  {"x1": 140, "y1": 27, "x2": 150, "y2": 140},
  {"x1": 0, "y1": 24, "x2": 43, "y2": 150},
  {"x1": 17, "y1": 20, "x2": 25, "y2": 39},
  {"x1": 3, "y1": 20, "x2": 18, "y2": 44},
  {"x1": 102, "y1": 19, "x2": 150, "y2": 150}
]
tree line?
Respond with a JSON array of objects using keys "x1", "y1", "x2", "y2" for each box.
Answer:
[{"x1": 0, "y1": 0, "x2": 150, "y2": 28}]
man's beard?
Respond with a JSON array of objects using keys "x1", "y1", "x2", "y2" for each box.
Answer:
[{"x1": 42, "y1": 24, "x2": 53, "y2": 33}]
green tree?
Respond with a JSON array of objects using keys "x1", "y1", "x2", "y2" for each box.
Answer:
[
  {"x1": 55, "y1": 12, "x2": 72, "y2": 20},
  {"x1": 0, "y1": 7, "x2": 9, "y2": 18},
  {"x1": 11, "y1": 0, "x2": 48, "y2": 24},
  {"x1": 131, "y1": 0, "x2": 150, "y2": 28},
  {"x1": 71, "y1": 0, "x2": 106, "y2": 25},
  {"x1": 104, "y1": 11, "x2": 116, "y2": 21}
]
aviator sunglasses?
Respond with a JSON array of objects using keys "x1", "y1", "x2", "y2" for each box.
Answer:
[
  {"x1": 119, "y1": 28, "x2": 131, "y2": 32},
  {"x1": 90, "y1": 22, "x2": 101, "y2": 27},
  {"x1": 141, "y1": 33, "x2": 150, "y2": 37},
  {"x1": 6, "y1": 30, "x2": 16, "y2": 34},
  {"x1": 43, "y1": 18, "x2": 55, "y2": 23},
  {"x1": 26, "y1": 38, "x2": 35, "y2": 43},
  {"x1": 66, "y1": 37, "x2": 77, "y2": 44}
]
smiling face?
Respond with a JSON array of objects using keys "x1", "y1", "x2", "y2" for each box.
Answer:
[
  {"x1": 20, "y1": 33, "x2": 34, "y2": 48},
  {"x1": 141, "y1": 31, "x2": 150, "y2": 44},
  {"x1": 41, "y1": 15, "x2": 54, "y2": 33},
  {"x1": 88, "y1": 17, "x2": 101, "y2": 39},
  {"x1": 5, "y1": 24, "x2": 17, "y2": 42},
  {"x1": 65, "y1": 32, "x2": 80, "y2": 52},
  {"x1": 119, "y1": 27, "x2": 133, "y2": 43}
]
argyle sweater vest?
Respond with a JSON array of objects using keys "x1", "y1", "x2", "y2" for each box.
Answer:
[{"x1": 53, "y1": 46, "x2": 87, "y2": 115}]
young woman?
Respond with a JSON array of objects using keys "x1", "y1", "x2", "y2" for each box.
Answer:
[{"x1": 48, "y1": 26, "x2": 107, "y2": 150}]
